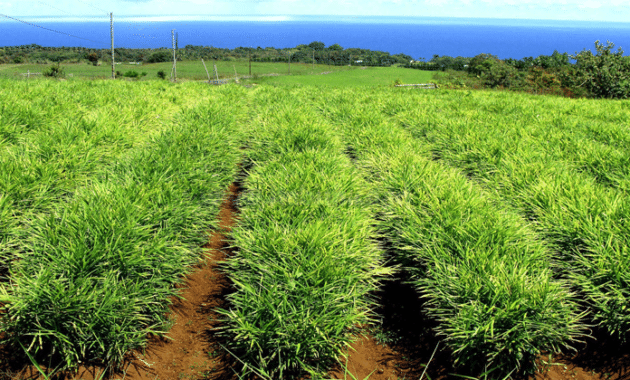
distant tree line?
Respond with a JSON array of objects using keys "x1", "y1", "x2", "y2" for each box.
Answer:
[
  {"x1": 0, "y1": 41, "x2": 413, "y2": 67},
  {"x1": 404, "y1": 41, "x2": 630, "y2": 99}
]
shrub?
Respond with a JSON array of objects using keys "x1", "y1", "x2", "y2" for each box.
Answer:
[
  {"x1": 480, "y1": 60, "x2": 525, "y2": 89},
  {"x1": 468, "y1": 53, "x2": 500, "y2": 76},
  {"x1": 145, "y1": 51, "x2": 171, "y2": 63},
  {"x1": 568, "y1": 40, "x2": 630, "y2": 99},
  {"x1": 157, "y1": 70, "x2": 167, "y2": 80},
  {"x1": 87, "y1": 52, "x2": 99, "y2": 66},
  {"x1": 123, "y1": 70, "x2": 140, "y2": 78},
  {"x1": 43, "y1": 64, "x2": 65, "y2": 78}
]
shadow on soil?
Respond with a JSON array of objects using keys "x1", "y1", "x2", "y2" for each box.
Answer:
[
  {"x1": 559, "y1": 328, "x2": 630, "y2": 380},
  {"x1": 372, "y1": 274, "x2": 456, "y2": 380}
]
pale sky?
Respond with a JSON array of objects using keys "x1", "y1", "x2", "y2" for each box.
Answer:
[{"x1": 1, "y1": 0, "x2": 629, "y2": 23}]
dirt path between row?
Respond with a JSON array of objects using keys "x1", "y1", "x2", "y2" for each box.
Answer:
[{"x1": 115, "y1": 181, "x2": 242, "y2": 380}]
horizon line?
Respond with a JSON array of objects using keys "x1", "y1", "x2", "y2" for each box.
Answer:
[{"x1": 5, "y1": 14, "x2": 630, "y2": 25}]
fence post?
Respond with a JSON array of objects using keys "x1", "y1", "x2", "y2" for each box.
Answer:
[{"x1": 201, "y1": 59, "x2": 210, "y2": 82}]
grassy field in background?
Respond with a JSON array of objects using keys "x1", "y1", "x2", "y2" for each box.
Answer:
[
  {"x1": 0, "y1": 61, "x2": 433, "y2": 87},
  {"x1": 0, "y1": 60, "x2": 353, "y2": 81},
  {"x1": 253, "y1": 65, "x2": 434, "y2": 86}
]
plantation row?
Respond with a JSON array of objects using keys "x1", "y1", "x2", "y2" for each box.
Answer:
[
  {"x1": 315, "y1": 93, "x2": 585, "y2": 373},
  {"x1": 376, "y1": 90, "x2": 630, "y2": 336},
  {"x1": 1, "y1": 81, "x2": 629, "y2": 378},
  {"x1": 218, "y1": 87, "x2": 392, "y2": 377},
  {"x1": 0, "y1": 80, "x2": 248, "y2": 366}
]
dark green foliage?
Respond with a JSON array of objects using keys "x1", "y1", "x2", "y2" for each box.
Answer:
[
  {"x1": 157, "y1": 70, "x2": 167, "y2": 80},
  {"x1": 145, "y1": 50, "x2": 172, "y2": 63},
  {"x1": 308, "y1": 41, "x2": 325, "y2": 51},
  {"x1": 468, "y1": 53, "x2": 500, "y2": 76},
  {"x1": 481, "y1": 60, "x2": 526, "y2": 88},
  {"x1": 43, "y1": 64, "x2": 65, "y2": 78},
  {"x1": 123, "y1": 70, "x2": 140, "y2": 78},
  {"x1": 87, "y1": 52, "x2": 99, "y2": 66},
  {"x1": 568, "y1": 40, "x2": 630, "y2": 99}
]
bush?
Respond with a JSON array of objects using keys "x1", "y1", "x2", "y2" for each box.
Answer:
[
  {"x1": 87, "y1": 52, "x2": 99, "y2": 66},
  {"x1": 157, "y1": 70, "x2": 167, "y2": 80},
  {"x1": 468, "y1": 53, "x2": 500, "y2": 76},
  {"x1": 480, "y1": 60, "x2": 525, "y2": 89},
  {"x1": 145, "y1": 51, "x2": 171, "y2": 63},
  {"x1": 123, "y1": 70, "x2": 140, "y2": 78},
  {"x1": 568, "y1": 40, "x2": 630, "y2": 99},
  {"x1": 43, "y1": 64, "x2": 65, "y2": 78}
]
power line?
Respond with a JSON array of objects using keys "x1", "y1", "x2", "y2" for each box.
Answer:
[
  {"x1": 0, "y1": 13, "x2": 108, "y2": 46},
  {"x1": 37, "y1": 1, "x2": 79, "y2": 17},
  {"x1": 75, "y1": 0, "x2": 108, "y2": 14}
]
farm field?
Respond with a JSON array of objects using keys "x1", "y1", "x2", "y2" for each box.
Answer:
[
  {"x1": 1, "y1": 79, "x2": 630, "y2": 380},
  {"x1": 0, "y1": 61, "x2": 353, "y2": 81},
  {"x1": 251, "y1": 66, "x2": 434, "y2": 86}
]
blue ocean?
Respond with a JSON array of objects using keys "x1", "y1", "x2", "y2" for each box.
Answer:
[{"x1": 2, "y1": 15, "x2": 630, "y2": 60}]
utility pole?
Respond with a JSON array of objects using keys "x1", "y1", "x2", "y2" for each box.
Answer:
[
  {"x1": 172, "y1": 29, "x2": 177, "y2": 82},
  {"x1": 110, "y1": 12, "x2": 115, "y2": 79}
]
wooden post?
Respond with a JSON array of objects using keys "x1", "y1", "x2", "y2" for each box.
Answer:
[
  {"x1": 233, "y1": 65, "x2": 238, "y2": 81},
  {"x1": 175, "y1": 31, "x2": 179, "y2": 80},
  {"x1": 248, "y1": 49, "x2": 252, "y2": 76},
  {"x1": 171, "y1": 29, "x2": 177, "y2": 82},
  {"x1": 312, "y1": 50, "x2": 315, "y2": 70},
  {"x1": 201, "y1": 59, "x2": 210, "y2": 82},
  {"x1": 27, "y1": 70, "x2": 30, "y2": 79},
  {"x1": 288, "y1": 52, "x2": 291, "y2": 75},
  {"x1": 213, "y1": 64, "x2": 219, "y2": 81},
  {"x1": 110, "y1": 13, "x2": 115, "y2": 79}
]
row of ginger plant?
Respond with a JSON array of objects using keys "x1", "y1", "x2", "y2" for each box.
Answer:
[
  {"x1": 217, "y1": 86, "x2": 392, "y2": 378},
  {"x1": 310, "y1": 88, "x2": 587, "y2": 376},
  {"x1": 0, "y1": 80, "x2": 248, "y2": 368},
  {"x1": 381, "y1": 89, "x2": 630, "y2": 338}
]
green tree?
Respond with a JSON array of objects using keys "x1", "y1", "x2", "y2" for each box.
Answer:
[
  {"x1": 308, "y1": 41, "x2": 325, "y2": 51},
  {"x1": 568, "y1": 40, "x2": 630, "y2": 99},
  {"x1": 145, "y1": 50, "x2": 172, "y2": 63},
  {"x1": 327, "y1": 44, "x2": 343, "y2": 51},
  {"x1": 87, "y1": 52, "x2": 99, "y2": 66}
]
